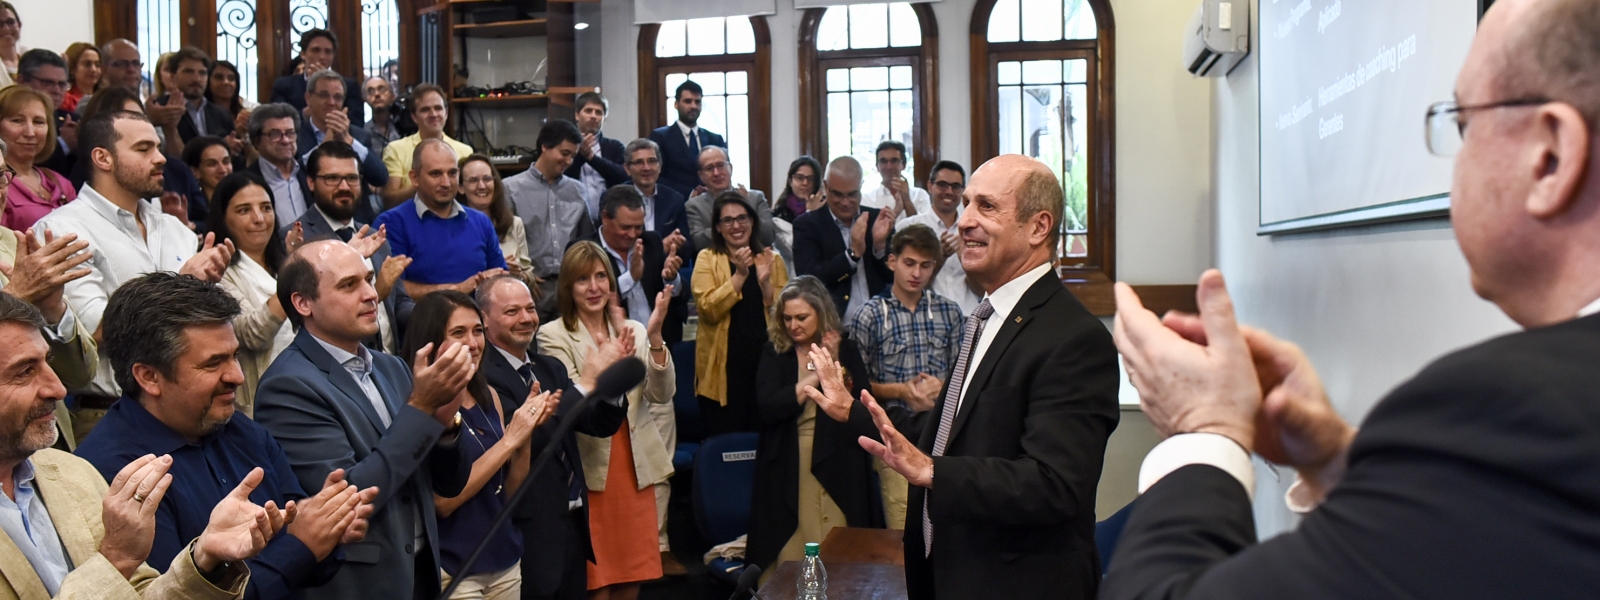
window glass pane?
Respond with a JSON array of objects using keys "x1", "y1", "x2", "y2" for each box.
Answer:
[
  {"x1": 848, "y1": 3, "x2": 889, "y2": 50},
  {"x1": 889, "y1": 89, "x2": 915, "y2": 176},
  {"x1": 695, "y1": 71, "x2": 726, "y2": 96},
  {"x1": 852, "y1": 90, "x2": 891, "y2": 162},
  {"x1": 290, "y1": 0, "x2": 330, "y2": 56},
  {"x1": 851, "y1": 66, "x2": 889, "y2": 91},
  {"x1": 987, "y1": 0, "x2": 1021, "y2": 43},
  {"x1": 664, "y1": 72, "x2": 688, "y2": 123},
  {"x1": 686, "y1": 18, "x2": 726, "y2": 56},
  {"x1": 1065, "y1": 0, "x2": 1098, "y2": 40},
  {"x1": 998, "y1": 61, "x2": 1021, "y2": 86},
  {"x1": 817, "y1": 8, "x2": 849, "y2": 52},
  {"x1": 1063, "y1": 81, "x2": 1090, "y2": 253},
  {"x1": 656, "y1": 21, "x2": 687, "y2": 58},
  {"x1": 997, "y1": 85, "x2": 1023, "y2": 155},
  {"x1": 217, "y1": 0, "x2": 260, "y2": 103},
  {"x1": 1020, "y1": 0, "x2": 1063, "y2": 42},
  {"x1": 728, "y1": 17, "x2": 757, "y2": 54},
  {"x1": 726, "y1": 70, "x2": 748, "y2": 95},
  {"x1": 827, "y1": 92, "x2": 852, "y2": 161},
  {"x1": 888, "y1": 3, "x2": 920, "y2": 48},
  {"x1": 1022, "y1": 59, "x2": 1061, "y2": 84},
  {"x1": 888, "y1": 65, "x2": 912, "y2": 90},
  {"x1": 826, "y1": 68, "x2": 849, "y2": 92},
  {"x1": 138, "y1": 0, "x2": 182, "y2": 96},
  {"x1": 727, "y1": 94, "x2": 750, "y2": 185},
  {"x1": 361, "y1": 0, "x2": 399, "y2": 119},
  {"x1": 1065, "y1": 58, "x2": 1087, "y2": 83}
]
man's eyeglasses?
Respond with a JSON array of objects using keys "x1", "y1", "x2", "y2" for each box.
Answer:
[
  {"x1": 717, "y1": 214, "x2": 751, "y2": 227},
  {"x1": 628, "y1": 157, "x2": 661, "y2": 167},
  {"x1": 310, "y1": 91, "x2": 345, "y2": 103},
  {"x1": 931, "y1": 180, "x2": 965, "y2": 192},
  {"x1": 700, "y1": 161, "x2": 731, "y2": 173},
  {"x1": 263, "y1": 130, "x2": 297, "y2": 142},
  {"x1": 315, "y1": 174, "x2": 362, "y2": 187},
  {"x1": 1424, "y1": 97, "x2": 1551, "y2": 157},
  {"x1": 108, "y1": 59, "x2": 143, "y2": 70},
  {"x1": 23, "y1": 76, "x2": 70, "y2": 92},
  {"x1": 0, "y1": 18, "x2": 18, "y2": 28}
]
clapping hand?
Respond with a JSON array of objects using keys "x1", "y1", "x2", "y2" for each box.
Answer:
[
  {"x1": 376, "y1": 254, "x2": 411, "y2": 300},
  {"x1": 801, "y1": 342, "x2": 854, "y2": 422},
  {"x1": 850, "y1": 213, "x2": 870, "y2": 258},
  {"x1": 645, "y1": 285, "x2": 673, "y2": 347},
  {"x1": 160, "y1": 192, "x2": 191, "y2": 229},
  {"x1": 730, "y1": 246, "x2": 753, "y2": 278},
  {"x1": 906, "y1": 373, "x2": 943, "y2": 412},
  {"x1": 179, "y1": 233, "x2": 236, "y2": 283},
  {"x1": 940, "y1": 230, "x2": 960, "y2": 258},
  {"x1": 347, "y1": 224, "x2": 386, "y2": 258},
  {"x1": 324, "y1": 110, "x2": 353, "y2": 145},
  {"x1": 3, "y1": 229, "x2": 91, "y2": 323},
  {"x1": 580, "y1": 133, "x2": 597, "y2": 159},
  {"x1": 753, "y1": 248, "x2": 774, "y2": 282},
  {"x1": 99, "y1": 455, "x2": 174, "y2": 579},
  {"x1": 284, "y1": 222, "x2": 306, "y2": 254},
  {"x1": 195, "y1": 467, "x2": 286, "y2": 571},
  {"x1": 871, "y1": 206, "x2": 897, "y2": 247},
  {"x1": 580, "y1": 336, "x2": 634, "y2": 391},
  {"x1": 662, "y1": 229, "x2": 687, "y2": 256},
  {"x1": 629, "y1": 239, "x2": 646, "y2": 279},
  {"x1": 288, "y1": 469, "x2": 374, "y2": 560},
  {"x1": 408, "y1": 341, "x2": 475, "y2": 425},
  {"x1": 506, "y1": 388, "x2": 562, "y2": 446}
]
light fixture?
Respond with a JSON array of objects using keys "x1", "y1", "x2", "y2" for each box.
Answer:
[{"x1": 574, "y1": 22, "x2": 590, "y2": 30}]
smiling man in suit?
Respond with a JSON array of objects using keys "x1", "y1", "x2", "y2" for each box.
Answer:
[
  {"x1": 269, "y1": 29, "x2": 365, "y2": 125},
  {"x1": 792, "y1": 156, "x2": 894, "y2": 322},
  {"x1": 476, "y1": 274, "x2": 628, "y2": 600},
  {"x1": 298, "y1": 69, "x2": 388, "y2": 223},
  {"x1": 808, "y1": 154, "x2": 1120, "y2": 600},
  {"x1": 648, "y1": 80, "x2": 726, "y2": 199},
  {"x1": 255, "y1": 240, "x2": 473, "y2": 600}
]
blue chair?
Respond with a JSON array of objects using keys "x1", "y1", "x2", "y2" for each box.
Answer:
[
  {"x1": 693, "y1": 432, "x2": 760, "y2": 584},
  {"x1": 1096, "y1": 498, "x2": 1138, "y2": 576},
  {"x1": 671, "y1": 340, "x2": 702, "y2": 472}
]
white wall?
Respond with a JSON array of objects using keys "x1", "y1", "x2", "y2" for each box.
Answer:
[
  {"x1": 16, "y1": 0, "x2": 93, "y2": 55},
  {"x1": 1212, "y1": 0, "x2": 1517, "y2": 537},
  {"x1": 601, "y1": 0, "x2": 1213, "y2": 285}
]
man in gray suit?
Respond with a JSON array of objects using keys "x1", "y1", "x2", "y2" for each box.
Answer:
[
  {"x1": 291, "y1": 141, "x2": 413, "y2": 351},
  {"x1": 684, "y1": 145, "x2": 791, "y2": 265},
  {"x1": 255, "y1": 240, "x2": 474, "y2": 600}
]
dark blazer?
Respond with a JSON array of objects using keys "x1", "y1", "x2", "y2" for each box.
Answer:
[
  {"x1": 253, "y1": 329, "x2": 471, "y2": 600},
  {"x1": 291, "y1": 206, "x2": 414, "y2": 344},
  {"x1": 748, "y1": 339, "x2": 884, "y2": 570},
  {"x1": 1101, "y1": 313, "x2": 1600, "y2": 600},
  {"x1": 792, "y1": 206, "x2": 893, "y2": 316},
  {"x1": 70, "y1": 151, "x2": 209, "y2": 232},
  {"x1": 563, "y1": 133, "x2": 629, "y2": 189},
  {"x1": 644, "y1": 185, "x2": 691, "y2": 245},
  {"x1": 270, "y1": 74, "x2": 366, "y2": 125},
  {"x1": 573, "y1": 230, "x2": 689, "y2": 345},
  {"x1": 480, "y1": 344, "x2": 626, "y2": 597},
  {"x1": 150, "y1": 95, "x2": 234, "y2": 144},
  {"x1": 297, "y1": 122, "x2": 390, "y2": 189},
  {"x1": 647, "y1": 123, "x2": 726, "y2": 199},
  {"x1": 895, "y1": 271, "x2": 1120, "y2": 600}
]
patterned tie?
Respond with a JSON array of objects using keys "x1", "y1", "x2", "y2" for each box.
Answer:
[
  {"x1": 517, "y1": 363, "x2": 535, "y2": 387},
  {"x1": 923, "y1": 298, "x2": 994, "y2": 556}
]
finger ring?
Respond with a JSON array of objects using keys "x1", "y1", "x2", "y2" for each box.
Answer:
[{"x1": 133, "y1": 492, "x2": 147, "y2": 503}]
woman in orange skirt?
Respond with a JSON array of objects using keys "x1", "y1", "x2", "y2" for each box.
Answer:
[{"x1": 537, "y1": 241, "x2": 677, "y2": 600}]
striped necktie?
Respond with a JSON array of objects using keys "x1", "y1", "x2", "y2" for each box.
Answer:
[{"x1": 923, "y1": 298, "x2": 994, "y2": 556}]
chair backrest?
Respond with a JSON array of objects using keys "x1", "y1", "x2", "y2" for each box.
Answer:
[
  {"x1": 671, "y1": 339, "x2": 704, "y2": 444},
  {"x1": 693, "y1": 432, "x2": 760, "y2": 545},
  {"x1": 1095, "y1": 498, "x2": 1138, "y2": 576}
]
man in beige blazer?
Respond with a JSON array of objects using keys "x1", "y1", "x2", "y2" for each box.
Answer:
[{"x1": 0, "y1": 291, "x2": 282, "y2": 599}]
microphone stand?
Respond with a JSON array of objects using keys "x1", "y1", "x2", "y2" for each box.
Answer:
[{"x1": 436, "y1": 385, "x2": 610, "y2": 599}]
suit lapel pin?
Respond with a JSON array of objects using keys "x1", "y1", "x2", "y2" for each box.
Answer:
[{"x1": 1014, "y1": 316, "x2": 1023, "y2": 323}]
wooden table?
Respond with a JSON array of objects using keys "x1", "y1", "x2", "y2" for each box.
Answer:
[{"x1": 758, "y1": 528, "x2": 908, "y2": 599}]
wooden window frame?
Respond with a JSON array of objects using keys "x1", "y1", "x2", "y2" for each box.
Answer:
[
  {"x1": 970, "y1": 0, "x2": 1116, "y2": 287},
  {"x1": 637, "y1": 17, "x2": 774, "y2": 197},
  {"x1": 797, "y1": 3, "x2": 939, "y2": 188}
]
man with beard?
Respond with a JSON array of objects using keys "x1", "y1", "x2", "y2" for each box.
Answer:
[
  {"x1": 35, "y1": 110, "x2": 234, "y2": 435},
  {"x1": 148, "y1": 47, "x2": 232, "y2": 146},
  {"x1": 291, "y1": 141, "x2": 411, "y2": 354},
  {"x1": 0, "y1": 290, "x2": 281, "y2": 598},
  {"x1": 77, "y1": 272, "x2": 380, "y2": 600},
  {"x1": 648, "y1": 80, "x2": 725, "y2": 199},
  {"x1": 476, "y1": 274, "x2": 628, "y2": 600},
  {"x1": 564, "y1": 92, "x2": 628, "y2": 222},
  {"x1": 374, "y1": 139, "x2": 505, "y2": 299}
]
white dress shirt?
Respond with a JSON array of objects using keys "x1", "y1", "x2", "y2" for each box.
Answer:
[
  {"x1": 897, "y1": 210, "x2": 982, "y2": 314},
  {"x1": 862, "y1": 182, "x2": 932, "y2": 219},
  {"x1": 602, "y1": 239, "x2": 683, "y2": 324},
  {"x1": 952, "y1": 261, "x2": 1054, "y2": 414},
  {"x1": 36, "y1": 185, "x2": 199, "y2": 396}
]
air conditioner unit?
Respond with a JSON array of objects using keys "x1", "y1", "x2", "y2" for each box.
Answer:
[{"x1": 1183, "y1": 0, "x2": 1250, "y2": 77}]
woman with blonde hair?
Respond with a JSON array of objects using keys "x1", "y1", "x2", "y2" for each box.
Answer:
[
  {"x1": 536, "y1": 241, "x2": 675, "y2": 600},
  {"x1": 0, "y1": 86, "x2": 75, "y2": 231}
]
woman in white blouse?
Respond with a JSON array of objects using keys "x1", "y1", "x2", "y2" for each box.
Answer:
[
  {"x1": 459, "y1": 154, "x2": 537, "y2": 289},
  {"x1": 208, "y1": 172, "x2": 293, "y2": 416}
]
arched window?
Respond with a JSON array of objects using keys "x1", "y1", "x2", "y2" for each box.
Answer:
[
  {"x1": 972, "y1": 0, "x2": 1114, "y2": 282},
  {"x1": 638, "y1": 16, "x2": 773, "y2": 195},
  {"x1": 215, "y1": 0, "x2": 261, "y2": 102},
  {"x1": 361, "y1": 0, "x2": 400, "y2": 82},
  {"x1": 288, "y1": 0, "x2": 330, "y2": 57},
  {"x1": 799, "y1": 3, "x2": 938, "y2": 187}
]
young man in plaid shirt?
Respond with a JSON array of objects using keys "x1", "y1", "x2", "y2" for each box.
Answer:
[{"x1": 847, "y1": 224, "x2": 965, "y2": 529}]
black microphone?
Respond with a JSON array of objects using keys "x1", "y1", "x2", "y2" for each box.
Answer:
[
  {"x1": 438, "y1": 357, "x2": 646, "y2": 600},
  {"x1": 730, "y1": 564, "x2": 763, "y2": 600}
]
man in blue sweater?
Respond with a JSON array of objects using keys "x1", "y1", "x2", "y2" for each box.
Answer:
[{"x1": 373, "y1": 138, "x2": 507, "y2": 298}]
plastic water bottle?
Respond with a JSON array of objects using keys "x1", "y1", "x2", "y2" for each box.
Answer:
[{"x1": 796, "y1": 542, "x2": 827, "y2": 599}]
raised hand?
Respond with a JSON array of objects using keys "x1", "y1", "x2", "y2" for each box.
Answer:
[
  {"x1": 604, "y1": 293, "x2": 628, "y2": 340},
  {"x1": 851, "y1": 213, "x2": 869, "y2": 258},
  {"x1": 822, "y1": 330, "x2": 842, "y2": 356},
  {"x1": 324, "y1": 110, "x2": 353, "y2": 144},
  {"x1": 1238, "y1": 326, "x2": 1355, "y2": 498},
  {"x1": 4, "y1": 229, "x2": 91, "y2": 323},
  {"x1": 99, "y1": 455, "x2": 174, "y2": 579},
  {"x1": 580, "y1": 133, "x2": 597, "y2": 159},
  {"x1": 195, "y1": 467, "x2": 278, "y2": 570},
  {"x1": 285, "y1": 221, "x2": 306, "y2": 254},
  {"x1": 287, "y1": 469, "x2": 362, "y2": 560},
  {"x1": 730, "y1": 246, "x2": 753, "y2": 278},
  {"x1": 940, "y1": 230, "x2": 960, "y2": 258},
  {"x1": 408, "y1": 342, "x2": 475, "y2": 423},
  {"x1": 179, "y1": 233, "x2": 236, "y2": 283},
  {"x1": 579, "y1": 339, "x2": 626, "y2": 389},
  {"x1": 160, "y1": 192, "x2": 191, "y2": 228},
  {"x1": 347, "y1": 224, "x2": 386, "y2": 259},
  {"x1": 376, "y1": 255, "x2": 410, "y2": 300},
  {"x1": 801, "y1": 342, "x2": 854, "y2": 422},
  {"x1": 662, "y1": 229, "x2": 687, "y2": 256},
  {"x1": 506, "y1": 389, "x2": 561, "y2": 446},
  {"x1": 629, "y1": 239, "x2": 646, "y2": 279},
  {"x1": 341, "y1": 486, "x2": 379, "y2": 544},
  {"x1": 753, "y1": 248, "x2": 774, "y2": 282},
  {"x1": 858, "y1": 392, "x2": 934, "y2": 487},
  {"x1": 870, "y1": 207, "x2": 897, "y2": 246},
  {"x1": 806, "y1": 190, "x2": 826, "y2": 212},
  {"x1": 645, "y1": 285, "x2": 673, "y2": 346},
  {"x1": 662, "y1": 252, "x2": 683, "y2": 283}
]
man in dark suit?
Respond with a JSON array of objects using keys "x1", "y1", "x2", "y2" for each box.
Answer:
[
  {"x1": 648, "y1": 80, "x2": 726, "y2": 199},
  {"x1": 810, "y1": 155, "x2": 1120, "y2": 600},
  {"x1": 577, "y1": 185, "x2": 689, "y2": 344},
  {"x1": 270, "y1": 29, "x2": 365, "y2": 125},
  {"x1": 793, "y1": 156, "x2": 895, "y2": 322},
  {"x1": 298, "y1": 69, "x2": 388, "y2": 223},
  {"x1": 623, "y1": 138, "x2": 693, "y2": 261},
  {"x1": 294, "y1": 141, "x2": 413, "y2": 350},
  {"x1": 1104, "y1": 2, "x2": 1600, "y2": 598},
  {"x1": 476, "y1": 274, "x2": 629, "y2": 600},
  {"x1": 567, "y1": 92, "x2": 629, "y2": 222},
  {"x1": 245, "y1": 103, "x2": 315, "y2": 226},
  {"x1": 255, "y1": 240, "x2": 473, "y2": 600},
  {"x1": 148, "y1": 47, "x2": 233, "y2": 146}
]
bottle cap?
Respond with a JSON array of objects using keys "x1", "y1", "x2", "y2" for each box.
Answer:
[{"x1": 804, "y1": 542, "x2": 820, "y2": 557}]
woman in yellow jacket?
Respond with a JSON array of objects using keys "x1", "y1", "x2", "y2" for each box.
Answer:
[{"x1": 692, "y1": 191, "x2": 787, "y2": 435}]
